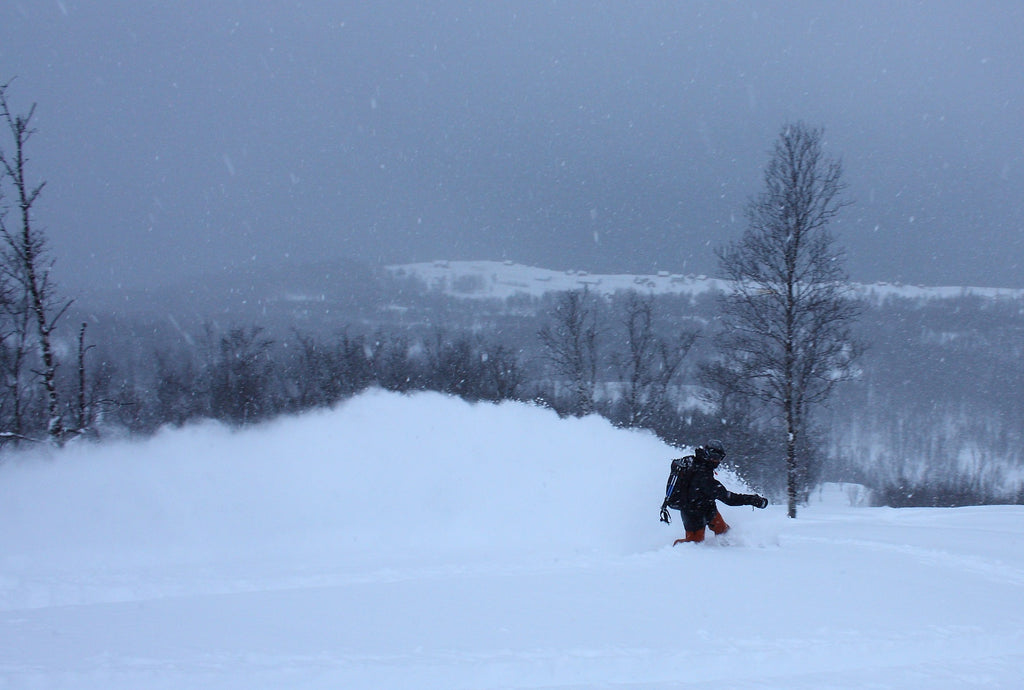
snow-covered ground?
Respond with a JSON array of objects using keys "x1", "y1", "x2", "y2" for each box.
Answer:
[
  {"x1": 2, "y1": 391, "x2": 1023, "y2": 688},
  {"x1": 389, "y1": 260, "x2": 1024, "y2": 303}
]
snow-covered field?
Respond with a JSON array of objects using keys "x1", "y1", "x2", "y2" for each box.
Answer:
[{"x1": 2, "y1": 391, "x2": 1023, "y2": 688}]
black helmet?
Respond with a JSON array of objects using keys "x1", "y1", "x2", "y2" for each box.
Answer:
[{"x1": 704, "y1": 439, "x2": 726, "y2": 462}]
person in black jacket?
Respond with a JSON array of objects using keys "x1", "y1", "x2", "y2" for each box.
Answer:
[{"x1": 660, "y1": 440, "x2": 768, "y2": 544}]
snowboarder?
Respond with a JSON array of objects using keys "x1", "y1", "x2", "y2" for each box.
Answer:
[{"x1": 659, "y1": 440, "x2": 768, "y2": 545}]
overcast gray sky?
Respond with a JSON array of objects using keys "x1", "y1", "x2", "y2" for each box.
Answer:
[{"x1": 1, "y1": 1, "x2": 1022, "y2": 291}]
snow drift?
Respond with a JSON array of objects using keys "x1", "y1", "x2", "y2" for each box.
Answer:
[{"x1": 0, "y1": 391, "x2": 708, "y2": 604}]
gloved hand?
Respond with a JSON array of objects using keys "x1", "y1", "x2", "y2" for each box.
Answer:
[
  {"x1": 753, "y1": 495, "x2": 768, "y2": 509},
  {"x1": 659, "y1": 504, "x2": 671, "y2": 524}
]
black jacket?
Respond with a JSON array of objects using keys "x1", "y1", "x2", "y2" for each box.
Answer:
[{"x1": 664, "y1": 454, "x2": 762, "y2": 526}]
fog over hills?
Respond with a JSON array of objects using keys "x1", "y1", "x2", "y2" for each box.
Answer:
[
  {"x1": 76, "y1": 258, "x2": 1024, "y2": 330},
  {"x1": 3, "y1": 4, "x2": 1022, "y2": 291}
]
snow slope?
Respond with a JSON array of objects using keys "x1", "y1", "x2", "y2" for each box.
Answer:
[{"x1": 2, "y1": 391, "x2": 1023, "y2": 688}]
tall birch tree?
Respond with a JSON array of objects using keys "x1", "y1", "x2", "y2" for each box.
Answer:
[
  {"x1": 715, "y1": 122, "x2": 863, "y2": 517},
  {"x1": 0, "y1": 81, "x2": 71, "y2": 445}
]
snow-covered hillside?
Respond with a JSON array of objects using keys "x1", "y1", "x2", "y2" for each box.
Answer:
[
  {"x1": 390, "y1": 260, "x2": 1024, "y2": 303},
  {"x1": 2, "y1": 391, "x2": 1023, "y2": 688}
]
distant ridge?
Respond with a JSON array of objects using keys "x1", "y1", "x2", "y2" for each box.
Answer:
[{"x1": 389, "y1": 260, "x2": 1024, "y2": 303}]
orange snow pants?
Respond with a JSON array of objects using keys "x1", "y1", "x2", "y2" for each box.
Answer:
[{"x1": 673, "y1": 512, "x2": 730, "y2": 545}]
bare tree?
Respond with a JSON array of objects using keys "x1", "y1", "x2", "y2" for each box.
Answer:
[
  {"x1": 0, "y1": 81, "x2": 71, "y2": 445},
  {"x1": 154, "y1": 349, "x2": 202, "y2": 428},
  {"x1": 423, "y1": 329, "x2": 525, "y2": 402},
  {"x1": 538, "y1": 289, "x2": 600, "y2": 416},
  {"x1": 205, "y1": 326, "x2": 275, "y2": 426},
  {"x1": 613, "y1": 292, "x2": 697, "y2": 427},
  {"x1": 480, "y1": 342, "x2": 524, "y2": 402},
  {"x1": 424, "y1": 330, "x2": 479, "y2": 400},
  {"x1": 714, "y1": 122, "x2": 863, "y2": 518},
  {"x1": 369, "y1": 332, "x2": 422, "y2": 392}
]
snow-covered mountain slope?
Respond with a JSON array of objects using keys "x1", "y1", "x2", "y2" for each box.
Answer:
[
  {"x1": 1, "y1": 391, "x2": 1022, "y2": 688},
  {"x1": 390, "y1": 259, "x2": 1024, "y2": 303}
]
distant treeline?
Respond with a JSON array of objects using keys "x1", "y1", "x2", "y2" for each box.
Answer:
[{"x1": 4, "y1": 267, "x2": 1024, "y2": 509}]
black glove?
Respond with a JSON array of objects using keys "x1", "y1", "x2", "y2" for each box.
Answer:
[
  {"x1": 753, "y1": 495, "x2": 768, "y2": 509},
  {"x1": 659, "y1": 501, "x2": 671, "y2": 524}
]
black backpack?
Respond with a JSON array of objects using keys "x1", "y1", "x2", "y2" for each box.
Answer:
[{"x1": 664, "y1": 455, "x2": 695, "y2": 510}]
